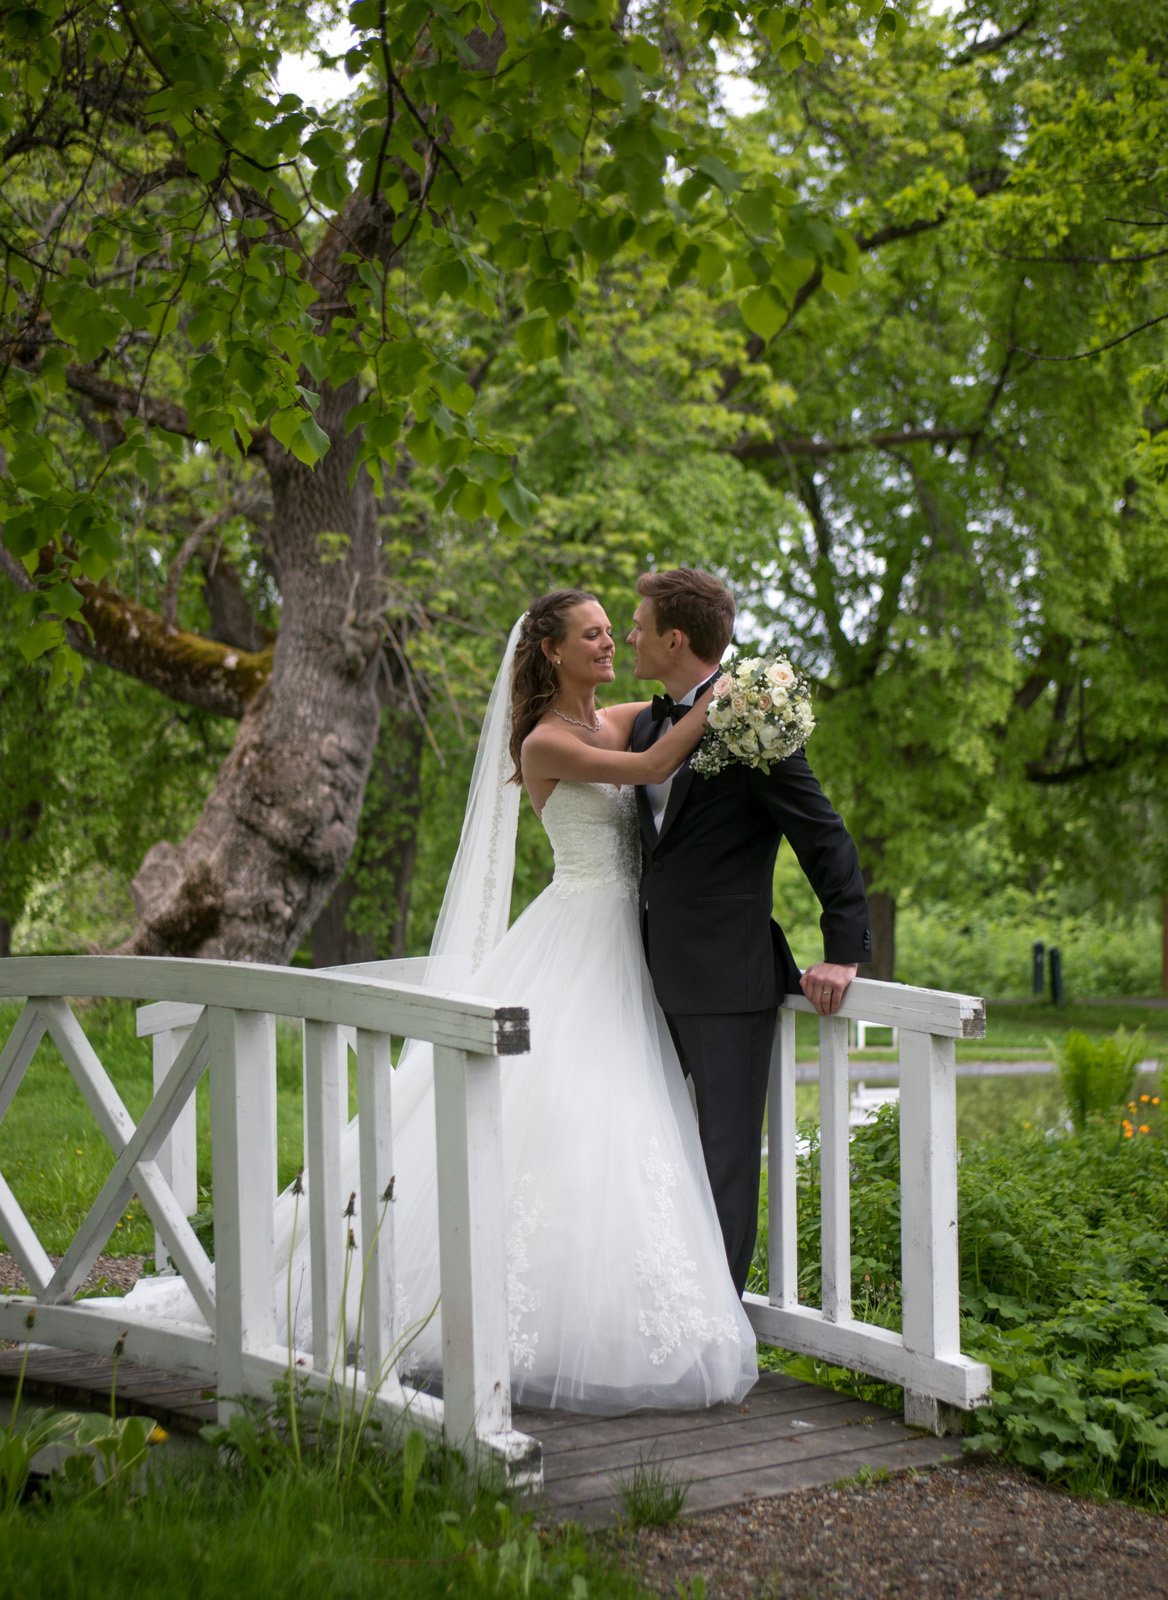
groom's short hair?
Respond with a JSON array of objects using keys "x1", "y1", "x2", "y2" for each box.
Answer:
[{"x1": 635, "y1": 568, "x2": 735, "y2": 660}]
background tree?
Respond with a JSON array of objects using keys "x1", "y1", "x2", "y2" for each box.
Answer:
[{"x1": 0, "y1": 0, "x2": 890, "y2": 962}]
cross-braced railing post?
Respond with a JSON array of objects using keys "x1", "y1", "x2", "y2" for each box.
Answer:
[
  {"x1": 208, "y1": 1006, "x2": 277, "y2": 1417},
  {"x1": 899, "y1": 1028, "x2": 964, "y2": 1434},
  {"x1": 150, "y1": 1022, "x2": 196, "y2": 1273},
  {"x1": 433, "y1": 1043, "x2": 510, "y2": 1449}
]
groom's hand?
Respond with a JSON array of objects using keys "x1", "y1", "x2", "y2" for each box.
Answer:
[{"x1": 800, "y1": 962, "x2": 858, "y2": 1017}]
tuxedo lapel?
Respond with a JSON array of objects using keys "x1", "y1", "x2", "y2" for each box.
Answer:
[
  {"x1": 652, "y1": 666, "x2": 721, "y2": 846},
  {"x1": 632, "y1": 707, "x2": 662, "y2": 854},
  {"x1": 655, "y1": 758, "x2": 696, "y2": 845}
]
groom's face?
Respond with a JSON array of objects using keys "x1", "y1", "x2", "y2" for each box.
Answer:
[{"x1": 627, "y1": 599, "x2": 676, "y2": 683}]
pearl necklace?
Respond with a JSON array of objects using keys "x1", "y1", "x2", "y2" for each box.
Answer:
[{"x1": 552, "y1": 705, "x2": 603, "y2": 732}]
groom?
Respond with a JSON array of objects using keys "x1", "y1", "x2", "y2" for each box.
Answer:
[{"x1": 628, "y1": 567, "x2": 871, "y2": 1296}]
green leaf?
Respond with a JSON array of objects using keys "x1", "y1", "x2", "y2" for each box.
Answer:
[
  {"x1": 18, "y1": 617, "x2": 65, "y2": 664},
  {"x1": 694, "y1": 154, "x2": 741, "y2": 194},
  {"x1": 514, "y1": 312, "x2": 557, "y2": 364},
  {"x1": 740, "y1": 285, "x2": 787, "y2": 340},
  {"x1": 453, "y1": 479, "x2": 486, "y2": 519},
  {"x1": 185, "y1": 140, "x2": 222, "y2": 183},
  {"x1": 406, "y1": 419, "x2": 440, "y2": 466},
  {"x1": 497, "y1": 475, "x2": 538, "y2": 527},
  {"x1": 299, "y1": 414, "x2": 330, "y2": 461}
]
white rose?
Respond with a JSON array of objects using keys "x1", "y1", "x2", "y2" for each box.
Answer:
[
  {"x1": 708, "y1": 705, "x2": 732, "y2": 730},
  {"x1": 731, "y1": 694, "x2": 747, "y2": 715},
  {"x1": 767, "y1": 661, "x2": 796, "y2": 689}
]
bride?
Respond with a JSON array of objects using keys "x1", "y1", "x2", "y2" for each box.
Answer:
[
  {"x1": 131, "y1": 590, "x2": 758, "y2": 1413},
  {"x1": 366, "y1": 588, "x2": 757, "y2": 1411}
]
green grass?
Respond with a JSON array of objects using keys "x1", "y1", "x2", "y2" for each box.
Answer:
[
  {"x1": 0, "y1": 999, "x2": 356, "y2": 1260},
  {"x1": 1, "y1": 1402, "x2": 637, "y2": 1600},
  {"x1": 792, "y1": 1002, "x2": 1168, "y2": 1062}
]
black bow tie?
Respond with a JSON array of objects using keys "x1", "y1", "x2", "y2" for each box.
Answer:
[{"x1": 650, "y1": 693, "x2": 690, "y2": 724}]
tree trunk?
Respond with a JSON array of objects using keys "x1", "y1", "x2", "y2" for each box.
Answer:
[
  {"x1": 121, "y1": 371, "x2": 384, "y2": 964},
  {"x1": 858, "y1": 859, "x2": 896, "y2": 983},
  {"x1": 311, "y1": 703, "x2": 426, "y2": 966}
]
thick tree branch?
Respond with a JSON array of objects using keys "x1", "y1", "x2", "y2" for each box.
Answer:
[{"x1": 0, "y1": 545, "x2": 270, "y2": 718}]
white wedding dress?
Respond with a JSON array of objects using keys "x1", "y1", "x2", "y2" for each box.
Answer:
[{"x1": 126, "y1": 620, "x2": 757, "y2": 1413}]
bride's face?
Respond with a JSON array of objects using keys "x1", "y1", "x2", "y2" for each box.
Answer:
[{"x1": 550, "y1": 601, "x2": 616, "y2": 686}]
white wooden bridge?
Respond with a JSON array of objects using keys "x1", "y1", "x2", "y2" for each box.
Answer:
[{"x1": 0, "y1": 956, "x2": 990, "y2": 1496}]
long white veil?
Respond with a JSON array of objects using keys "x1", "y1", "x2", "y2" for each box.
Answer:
[{"x1": 420, "y1": 614, "x2": 524, "y2": 989}]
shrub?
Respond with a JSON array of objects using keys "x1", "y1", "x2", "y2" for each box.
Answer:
[
  {"x1": 751, "y1": 1102, "x2": 1168, "y2": 1508},
  {"x1": 1051, "y1": 1026, "x2": 1147, "y2": 1133}
]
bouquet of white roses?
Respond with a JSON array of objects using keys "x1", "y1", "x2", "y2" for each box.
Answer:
[{"x1": 691, "y1": 655, "x2": 815, "y2": 777}]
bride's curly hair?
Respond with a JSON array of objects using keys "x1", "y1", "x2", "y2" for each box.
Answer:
[{"x1": 508, "y1": 589, "x2": 597, "y2": 781}]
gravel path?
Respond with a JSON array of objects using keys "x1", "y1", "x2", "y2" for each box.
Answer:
[
  {"x1": 623, "y1": 1460, "x2": 1168, "y2": 1599},
  {"x1": 0, "y1": 1252, "x2": 146, "y2": 1298}
]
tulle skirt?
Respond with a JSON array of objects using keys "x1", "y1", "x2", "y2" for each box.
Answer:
[{"x1": 366, "y1": 878, "x2": 757, "y2": 1412}]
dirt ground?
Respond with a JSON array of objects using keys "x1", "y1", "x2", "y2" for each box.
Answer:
[
  {"x1": 621, "y1": 1460, "x2": 1168, "y2": 1600},
  {"x1": 0, "y1": 1253, "x2": 146, "y2": 1298}
]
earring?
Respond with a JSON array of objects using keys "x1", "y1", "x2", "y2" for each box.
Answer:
[{"x1": 553, "y1": 656, "x2": 562, "y2": 665}]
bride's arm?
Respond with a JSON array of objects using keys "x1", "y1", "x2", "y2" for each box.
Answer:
[{"x1": 522, "y1": 689, "x2": 714, "y2": 786}]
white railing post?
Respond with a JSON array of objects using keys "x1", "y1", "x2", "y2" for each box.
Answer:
[
  {"x1": 818, "y1": 1014, "x2": 851, "y2": 1323},
  {"x1": 207, "y1": 1007, "x2": 277, "y2": 1416},
  {"x1": 151, "y1": 1023, "x2": 196, "y2": 1272},
  {"x1": 303, "y1": 1020, "x2": 348, "y2": 1372},
  {"x1": 356, "y1": 1028, "x2": 397, "y2": 1390},
  {"x1": 899, "y1": 1028, "x2": 964, "y2": 1433},
  {"x1": 433, "y1": 1043, "x2": 510, "y2": 1449},
  {"x1": 767, "y1": 1008, "x2": 798, "y2": 1308}
]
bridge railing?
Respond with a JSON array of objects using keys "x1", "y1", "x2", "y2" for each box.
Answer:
[
  {"x1": 744, "y1": 975, "x2": 991, "y2": 1432},
  {"x1": 0, "y1": 955, "x2": 539, "y2": 1484}
]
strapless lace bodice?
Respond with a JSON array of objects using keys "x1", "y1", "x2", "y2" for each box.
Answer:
[{"x1": 541, "y1": 782, "x2": 639, "y2": 895}]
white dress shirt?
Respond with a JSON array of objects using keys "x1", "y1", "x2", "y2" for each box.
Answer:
[{"x1": 644, "y1": 679, "x2": 705, "y2": 835}]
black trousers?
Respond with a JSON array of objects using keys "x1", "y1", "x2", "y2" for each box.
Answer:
[{"x1": 664, "y1": 1006, "x2": 778, "y2": 1297}]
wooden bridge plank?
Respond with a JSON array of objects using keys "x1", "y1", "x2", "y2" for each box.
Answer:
[{"x1": 539, "y1": 1406, "x2": 917, "y2": 1490}]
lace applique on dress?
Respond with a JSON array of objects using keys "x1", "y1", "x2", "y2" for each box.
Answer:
[
  {"x1": 507, "y1": 1173, "x2": 548, "y2": 1370},
  {"x1": 635, "y1": 1141, "x2": 741, "y2": 1366},
  {"x1": 541, "y1": 782, "x2": 640, "y2": 898}
]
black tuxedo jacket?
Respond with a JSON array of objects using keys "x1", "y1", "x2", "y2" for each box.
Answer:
[{"x1": 631, "y1": 703, "x2": 871, "y2": 1016}]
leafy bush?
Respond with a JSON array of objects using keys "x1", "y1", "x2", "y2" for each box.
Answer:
[
  {"x1": 1050, "y1": 1026, "x2": 1147, "y2": 1133},
  {"x1": 751, "y1": 1101, "x2": 1168, "y2": 1508},
  {"x1": 893, "y1": 901, "x2": 1161, "y2": 999}
]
